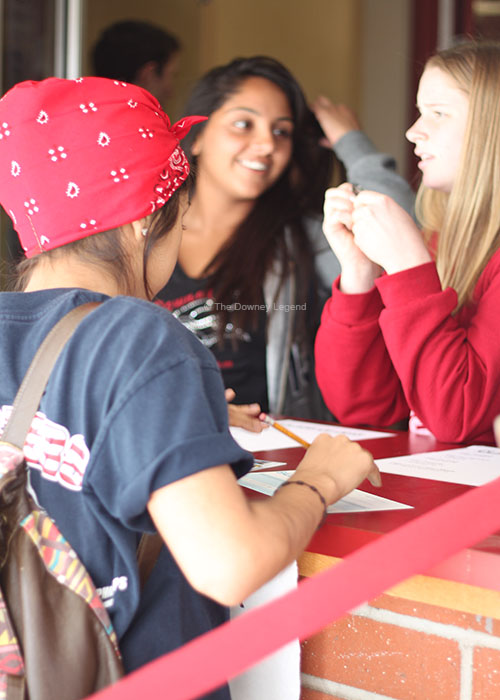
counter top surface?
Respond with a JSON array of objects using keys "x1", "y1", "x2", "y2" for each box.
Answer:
[{"x1": 251, "y1": 427, "x2": 500, "y2": 590}]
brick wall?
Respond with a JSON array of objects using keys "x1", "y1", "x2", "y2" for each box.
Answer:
[{"x1": 300, "y1": 591, "x2": 500, "y2": 699}]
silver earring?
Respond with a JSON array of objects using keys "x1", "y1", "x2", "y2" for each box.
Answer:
[{"x1": 141, "y1": 227, "x2": 148, "y2": 237}]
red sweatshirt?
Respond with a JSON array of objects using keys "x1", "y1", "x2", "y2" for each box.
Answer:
[{"x1": 315, "y1": 250, "x2": 500, "y2": 444}]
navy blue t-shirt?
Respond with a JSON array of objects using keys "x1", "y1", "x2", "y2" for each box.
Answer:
[{"x1": 0, "y1": 288, "x2": 253, "y2": 699}]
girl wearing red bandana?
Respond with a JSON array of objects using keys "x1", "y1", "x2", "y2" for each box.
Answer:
[{"x1": 0, "y1": 77, "x2": 379, "y2": 698}]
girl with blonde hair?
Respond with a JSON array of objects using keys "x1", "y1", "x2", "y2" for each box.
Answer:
[{"x1": 315, "y1": 40, "x2": 500, "y2": 444}]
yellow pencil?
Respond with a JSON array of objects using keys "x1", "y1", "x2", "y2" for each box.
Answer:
[{"x1": 261, "y1": 413, "x2": 311, "y2": 448}]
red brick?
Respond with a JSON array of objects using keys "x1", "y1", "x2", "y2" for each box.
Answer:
[
  {"x1": 300, "y1": 688, "x2": 342, "y2": 700},
  {"x1": 371, "y1": 593, "x2": 500, "y2": 636},
  {"x1": 472, "y1": 647, "x2": 500, "y2": 699},
  {"x1": 301, "y1": 613, "x2": 461, "y2": 699}
]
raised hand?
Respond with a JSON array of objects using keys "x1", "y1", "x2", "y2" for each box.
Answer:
[
  {"x1": 312, "y1": 96, "x2": 362, "y2": 147},
  {"x1": 323, "y1": 184, "x2": 382, "y2": 292}
]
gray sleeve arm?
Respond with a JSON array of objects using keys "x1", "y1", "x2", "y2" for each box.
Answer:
[
  {"x1": 333, "y1": 130, "x2": 416, "y2": 217},
  {"x1": 304, "y1": 216, "x2": 341, "y2": 292}
]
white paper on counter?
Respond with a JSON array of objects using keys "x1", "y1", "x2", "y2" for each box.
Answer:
[
  {"x1": 231, "y1": 419, "x2": 394, "y2": 452},
  {"x1": 375, "y1": 445, "x2": 500, "y2": 486},
  {"x1": 239, "y1": 470, "x2": 412, "y2": 513},
  {"x1": 251, "y1": 458, "x2": 287, "y2": 471}
]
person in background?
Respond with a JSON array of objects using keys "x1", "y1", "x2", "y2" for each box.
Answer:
[
  {"x1": 0, "y1": 76, "x2": 380, "y2": 698},
  {"x1": 91, "y1": 19, "x2": 181, "y2": 108},
  {"x1": 155, "y1": 55, "x2": 412, "y2": 420},
  {"x1": 315, "y1": 40, "x2": 500, "y2": 444}
]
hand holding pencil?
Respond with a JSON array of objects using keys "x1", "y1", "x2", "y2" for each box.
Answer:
[
  {"x1": 260, "y1": 412, "x2": 382, "y2": 499},
  {"x1": 226, "y1": 389, "x2": 268, "y2": 433}
]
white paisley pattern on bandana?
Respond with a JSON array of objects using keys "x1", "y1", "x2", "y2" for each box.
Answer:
[{"x1": 151, "y1": 145, "x2": 190, "y2": 212}]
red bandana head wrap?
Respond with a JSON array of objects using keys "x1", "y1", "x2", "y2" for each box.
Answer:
[{"x1": 0, "y1": 77, "x2": 206, "y2": 257}]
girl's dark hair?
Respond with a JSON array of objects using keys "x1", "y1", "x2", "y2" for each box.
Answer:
[
  {"x1": 12, "y1": 178, "x2": 189, "y2": 297},
  {"x1": 182, "y1": 56, "x2": 334, "y2": 338}
]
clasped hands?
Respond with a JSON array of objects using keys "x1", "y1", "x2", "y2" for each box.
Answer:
[{"x1": 322, "y1": 184, "x2": 431, "y2": 294}]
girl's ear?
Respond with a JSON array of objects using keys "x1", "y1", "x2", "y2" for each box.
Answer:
[
  {"x1": 122, "y1": 219, "x2": 147, "y2": 246},
  {"x1": 129, "y1": 216, "x2": 152, "y2": 242}
]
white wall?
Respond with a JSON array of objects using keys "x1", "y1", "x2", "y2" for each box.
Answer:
[{"x1": 360, "y1": 0, "x2": 412, "y2": 178}]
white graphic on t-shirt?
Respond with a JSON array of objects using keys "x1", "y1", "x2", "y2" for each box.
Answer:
[
  {"x1": 165, "y1": 295, "x2": 251, "y2": 348},
  {"x1": 96, "y1": 576, "x2": 129, "y2": 608},
  {"x1": 0, "y1": 405, "x2": 90, "y2": 491}
]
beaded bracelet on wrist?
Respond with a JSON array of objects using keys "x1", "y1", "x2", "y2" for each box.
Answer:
[{"x1": 276, "y1": 479, "x2": 328, "y2": 530}]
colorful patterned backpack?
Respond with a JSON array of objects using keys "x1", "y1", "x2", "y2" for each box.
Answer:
[{"x1": 0, "y1": 304, "x2": 160, "y2": 700}]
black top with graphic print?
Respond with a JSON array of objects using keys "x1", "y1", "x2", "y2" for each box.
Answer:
[{"x1": 155, "y1": 263, "x2": 269, "y2": 411}]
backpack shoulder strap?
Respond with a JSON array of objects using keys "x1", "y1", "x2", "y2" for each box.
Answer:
[
  {"x1": 2, "y1": 302, "x2": 99, "y2": 449},
  {"x1": 2, "y1": 300, "x2": 163, "y2": 585}
]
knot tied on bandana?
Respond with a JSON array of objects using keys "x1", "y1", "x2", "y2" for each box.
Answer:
[
  {"x1": 169, "y1": 116, "x2": 205, "y2": 141},
  {"x1": 0, "y1": 77, "x2": 207, "y2": 257}
]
